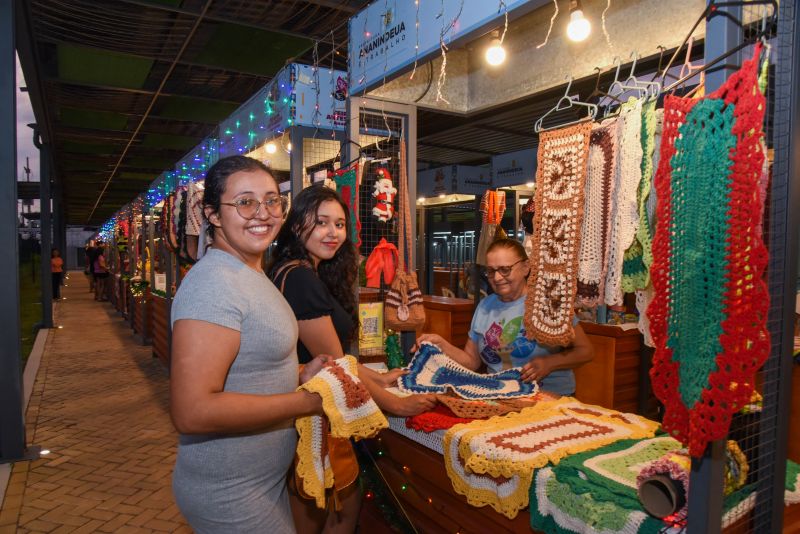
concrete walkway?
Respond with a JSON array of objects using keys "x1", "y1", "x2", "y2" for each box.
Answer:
[{"x1": 0, "y1": 273, "x2": 189, "y2": 533}]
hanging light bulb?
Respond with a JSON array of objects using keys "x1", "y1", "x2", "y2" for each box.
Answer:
[
  {"x1": 485, "y1": 38, "x2": 506, "y2": 67},
  {"x1": 287, "y1": 142, "x2": 292, "y2": 153},
  {"x1": 567, "y1": 0, "x2": 591, "y2": 42},
  {"x1": 265, "y1": 142, "x2": 277, "y2": 154}
]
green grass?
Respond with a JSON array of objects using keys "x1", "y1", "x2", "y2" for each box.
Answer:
[{"x1": 19, "y1": 255, "x2": 42, "y2": 368}]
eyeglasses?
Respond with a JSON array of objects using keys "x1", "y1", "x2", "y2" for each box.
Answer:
[
  {"x1": 485, "y1": 259, "x2": 525, "y2": 278},
  {"x1": 220, "y1": 196, "x2": 288, "y2": 219}
]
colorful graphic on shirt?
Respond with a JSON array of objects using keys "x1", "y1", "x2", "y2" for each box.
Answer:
[{"x1": 481, "y1": 317, "x2": 537, "y2": 367}]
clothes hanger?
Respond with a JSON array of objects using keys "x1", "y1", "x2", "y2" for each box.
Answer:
[
  {"x1": 607, "y1": 54, "x2": 649, "y2": 100},
  {"x1": 335, "y1": 139, "x2": 364, "y2": 170},
  {"x1": 534, "y1": 76, "x2": 598, "y2": 133},
  {"x1": 625, "y1": 52, "x2": 661, "y2": 99},
  {"x1": 586, "y1": 66, "x2": 623, "y2": 109}
]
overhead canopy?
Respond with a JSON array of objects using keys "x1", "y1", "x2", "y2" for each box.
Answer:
[{"x1": 15, "y1": 0, "x2": 367, "y2": 226}]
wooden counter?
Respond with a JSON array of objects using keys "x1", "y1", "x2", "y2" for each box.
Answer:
[
  {"x1": 420, "y1": 295, "x2": 475, "y2": 348},
  {"x1": 150, "y1": 292, "x2": 170, "y2": 368},
  {"x1": 131, "y1": 292, "x2": 151, "y2": 343},
  {"x1": 789, "y1": 364, "x2": 800, "y2": 463}
]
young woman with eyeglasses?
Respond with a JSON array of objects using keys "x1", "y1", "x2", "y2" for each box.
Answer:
[
  {"x1": 269, "y1": 185, "x2": 436, "y2": 534},
  {"x1": 416, "y1": 238, "x2": 593, "y2": 396},
  {"x1": 169, "y1": 156, "x2": 329, "y2": 533}
]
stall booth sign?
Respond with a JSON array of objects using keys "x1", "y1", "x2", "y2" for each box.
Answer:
[
  {"x1": 175, "y1": 137, "x2": 219, "y2": 185},
  {"x1": 154, "y1": 273, "x2": 167, "y2": 293},
  {"x1": 418, "y1": 165, "x2": 491, "y2": 197},
  {"x1": 219, "y1": 63, "x2": 347, "y2": 158},
  {"x1": 348, "y1": 0, "x2": 542, "y2": 94},
  {"x1": 490, "y1": 148, "x2": 537, "y2": 187}
]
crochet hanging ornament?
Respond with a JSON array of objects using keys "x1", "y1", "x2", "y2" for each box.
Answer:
[
  {"x1": 334, "y1": 165, "x2": 361, "y2": 248},
  {"x1": 649, "y1": 44, "x2": 770, "y2": 457},
  {"x1": 525, "y1": 121, "x2": 592, "y2": 346},
  {"x1": 372, "y1": 167, "x2": 397, "y2": 222},
  {"x1": 295, "y1": 356, "x2": 388, "y2": 508},
  {"x1": 398, "y1": 342, "x2": 538, "y2": 400}
]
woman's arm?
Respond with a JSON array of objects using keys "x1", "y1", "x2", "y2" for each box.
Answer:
[
  {"x1": 298, "y1": 316, "x2": 436, "y2": 416},
  {"x1": 170, "y1": 319, "x2": 323, "y2": 435},
  {"x1": 520, "y1": 324, "x2": 594, "y2": 382},
  {"x1": 414, "y1": 333, "x2": 483, "y2": 371}
]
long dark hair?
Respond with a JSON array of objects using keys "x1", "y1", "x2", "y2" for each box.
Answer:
[
  {"x1": 269, "y1": 185, "x2": 359, "y2": 343},
  {"x1": 203, "y1": 156, "x2": 275, "y2": 239}
]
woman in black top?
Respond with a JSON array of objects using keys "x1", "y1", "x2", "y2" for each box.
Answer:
[{"x1": 270, "y1": 185, "x2": 435, "y2": 534}]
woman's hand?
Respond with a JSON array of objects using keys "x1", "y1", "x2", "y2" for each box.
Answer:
[
  {"x1": 379, "y1": 368, "x2": 407, "y2": 388},
  {"x1": 521, "y1": 357, "x2": 552, "y2": 383},
  {"x1": 388, "y1": 394, "x2": 438, "y2": 417},
  {"x1": 412, "y1": 333, "x2": 449, "y2": 353},
  {"x1": 299, "y1": 354, "x2": 332, "y2": 385}
]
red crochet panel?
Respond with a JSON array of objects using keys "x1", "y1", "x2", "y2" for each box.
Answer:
[
  {"x1": 405, "y1": 404, "x2": 476, "y2": 432},
  {"x1": 648, "y1": 45, "x2": 770, "y2": 457}
]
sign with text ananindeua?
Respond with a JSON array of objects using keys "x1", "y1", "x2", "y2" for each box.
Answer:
[{"x1": 348, "y1": 0, "x2": 539, "y2": 94}]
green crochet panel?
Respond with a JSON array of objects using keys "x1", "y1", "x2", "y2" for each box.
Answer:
[{"x1": 667, "y1": 98, "x2": 737, "y2": 410}]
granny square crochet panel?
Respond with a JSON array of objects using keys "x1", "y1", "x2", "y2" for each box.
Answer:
[
  {"x1": 525, "y1": 121, "x2": 592, "y2": 346},
  {"x1": 398, "y1": 342, "x2": 538, "y2": 399},
  {"x1": 649, "y1": 45, "x2": 770, "y2": 457},
  {"x1": 295, "y1": 356, "x2": 388, "y2": 508},
  {"x1": 576, "y1": 119, "x2": 618, "y2": 307}
]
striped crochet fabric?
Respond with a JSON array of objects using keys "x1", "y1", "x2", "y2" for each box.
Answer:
[
  {"x1": 525, "y1": 122, "x2": 592, "y2": 345},
  {"x1": 295, "y1": 356, "x2": 388, "y2": 508},
  {"x1": 604, "y1": 97, "x2": 644, "y2": 306},
  {"x1": 438, "y1": 391, "x2": 554, "y2": 419},
  {"x1": 185, "y1": 181, "x2": 204, "y2": 237},
  {"x1": 576, "y1": 119, "x2": 618, "y2": 307},
  {"x1": 398, "y1": 342, "x2": 538, "y2": 399},
  {"x1": 649, "y1": 45, "x2": 770, "y2": 457}
]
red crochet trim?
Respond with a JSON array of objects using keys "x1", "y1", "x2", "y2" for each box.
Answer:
[
  {"x1": 405, "y1": 404, "x2": 476, "y2": 432},
  {"x1": 649, "y1": 45, "x2": 770, "y2": 457}
]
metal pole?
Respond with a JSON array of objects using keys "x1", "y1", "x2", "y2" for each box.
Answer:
[
  {"x1": 37, "y1": 139, "x2": 52, "y2": 327},
  {"x1": 0, "y1": 0, "x2": 26, "y2": 463},
  {"x1": 686, "y1": 3, "x2": 742, "y2": 533},
  {"x1": 289, "y1": 127, "x2": 304, "y2": 198}
]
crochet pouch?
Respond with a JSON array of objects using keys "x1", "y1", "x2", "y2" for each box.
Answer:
[{"x1": 385, "y1": 270, "x2": 425, "y2": 331}]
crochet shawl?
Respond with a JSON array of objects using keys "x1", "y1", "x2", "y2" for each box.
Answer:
[
  {"x1": 649, "y1": 45, "x2": 770, "y2": 456},
  {"x1": 576, "y1": 119, "x2": 618, "y2": 307},
  {"x1": 296, "y1": 356, "x2": 388, "y2": 508},
  {"x1": 398, "y1": 342, "x2": 538, "y2": 399},
  {"x1": 604, "y1": 97, "x2": 644, "y2": 306},
  {"x1": 621, "y1": 99, "x2": 658, "y2": 293},
  {"x1": 525, "y1": 122, "x2": 592, "y2": 345}
]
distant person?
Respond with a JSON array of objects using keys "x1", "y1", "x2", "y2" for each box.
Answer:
[
  {"x1": 51, "y1": 248, "x2": 63, "y2": 300},
  {"x1": 85, "y1": 241, "x2": 98, "y2": 292},
  {"x1": 93, "y1": 243, "x2": 109, "y2": 301}
]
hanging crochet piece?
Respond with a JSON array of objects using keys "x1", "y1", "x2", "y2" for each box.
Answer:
[
  {"x1": 185, "y1": 181, "x2": 205, "y2": 237},
  {"x1": 334, "y1": 165, "x2": 361, "y2": 248},
  {"x1": 649, "y1": 45, "x2": 770, "y2": 457},
  {"x1": 576, "y1": 118, "x2": 618, "y2": 307},
  {"x1": 295, "y1": 356, "x2": 388, "y2": 508},
  {"x1": 525, "y1": 121, "x2": 592, "y2": 346},
  {"x1": 475, "y1": 190, "x2": 507, "y2": 265},
  {"x1": 364, "y1": 238, "x2": 398, "y2": 287},
  {"x1": 399, "y1": 342, "x2": 538, "y2": 400},
  {"x1": 372, "y1": 167, "x2": 397, "y2": 222}
]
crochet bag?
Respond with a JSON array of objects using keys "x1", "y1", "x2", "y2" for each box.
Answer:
[{"x1": 384, "y1": 140, "x2": 426, "y2": 331}]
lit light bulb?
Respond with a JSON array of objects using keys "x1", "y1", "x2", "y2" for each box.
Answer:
[
  {"x1": 485, "y1": 39, "x2": 506, "y2": 66},
  {"x1": 567, "y1": 9, "x2": 591, "y2": 41},
  {"x1": 287, "y1": 142, "x2": 292, "y2": 152},
  {"x1": 265, "y1": 142, "x2": 277, "y2": 154}
]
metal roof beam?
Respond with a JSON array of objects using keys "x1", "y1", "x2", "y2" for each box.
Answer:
[
  {"x1": 45, "y1": 77, "x2": 242, "y2": 105},
  {"x1": 417, "y1": 141, "x2": 501, "y2": 156}
]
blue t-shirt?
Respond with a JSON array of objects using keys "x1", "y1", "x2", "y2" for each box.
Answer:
[{"x1": 468, "y1": 293, "x2": 576, "y2": 395}]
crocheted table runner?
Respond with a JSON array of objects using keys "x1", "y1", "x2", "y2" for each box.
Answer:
[
  {"x1": 649, "y1": 45, "x2": 770, "y2": 456},
  {"x1": 576, "y1": 119, "x2": 618, "y2": 307},
  {"x1": 398, "y1": 342, "x2": 538, "y2": 399},
  {"x1": 525, "y1": 122, "x2": 592, "y2": 345},
  {"x1": 622, "y1": 99, "x2": 658, "y2": 293},
  {"x1": 296, "y1": 356, "x2": 388, "y2": 508},
  {"x1": 447, "y1": 397, "x2": 658, "y2": 480},
  {"x1": 604, "y1": 97, "x2": 644, "y2": 306}
]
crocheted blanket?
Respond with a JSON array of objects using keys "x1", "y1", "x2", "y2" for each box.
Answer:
[
  {"x1": 649, "y1": 45, "x2": 770, "y2": 456},
  {"x1": 604, "y1": 97, "x2": 644, "y2": 306},
  {"x1": 576, "y1": 119, "x2": 618, "y2": 307},
  {"x1": 526, "y1": 122, "x2": 592, "y2": 345},
  {"x1": 398, "y1": 342, "x2": 538, "y2": 399},
  {"x1": 296, "y1": 356, "x2": 388, "y2": 508}
]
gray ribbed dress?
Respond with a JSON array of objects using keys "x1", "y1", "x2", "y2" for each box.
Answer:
[{"x1": 170, "y1": 249, "x2": 299, "y2": 533}]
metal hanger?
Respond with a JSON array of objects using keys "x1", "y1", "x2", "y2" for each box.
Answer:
[
  {"x1": 534, "y1": 76, "x2": 598, "y2": 133},
  {"x1": 335, "y1": 139, "x2": 363, "y2": 169},
  {"x1": 586, "y1": 66, "x2": 623, "y2": 108}
]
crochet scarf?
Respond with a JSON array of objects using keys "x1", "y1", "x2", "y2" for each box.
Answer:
[
  {"x1": 576, "y1": 119, "x2": 618, "y2": 307},
  {"x1": 649, "y1": 45, "x2": 770, "y2": 456},
  {"x1": 604, "y1": 97, "x2": 644, "y2": 306},
  {"x1": 296, "y1": 356, "x2": 388, "y2": 508},
  {"x1": 398, "y1": 342, "x2": 538, "y2": 399},
  {"x1": 334, "y1": 165, "x2": 361, "y2": 248},
  {"x1": 525, "y1": 122, "x2": 592, "y2": 345},
  {"x1": 480, "y1": 190, "x2": 506, "y2": 224},
  {"x1": 621, "y1": 99, "x2": 658, "y2": 293}
]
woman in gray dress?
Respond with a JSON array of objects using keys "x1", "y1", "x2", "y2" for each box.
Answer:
[{"x1": 170, "y1": 156, "x2": 326, "y2": 533}]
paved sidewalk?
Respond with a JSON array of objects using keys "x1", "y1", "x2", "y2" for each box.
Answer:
[{"x1": 0, "y1": 273, "x2": 189, "y2": 533}]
